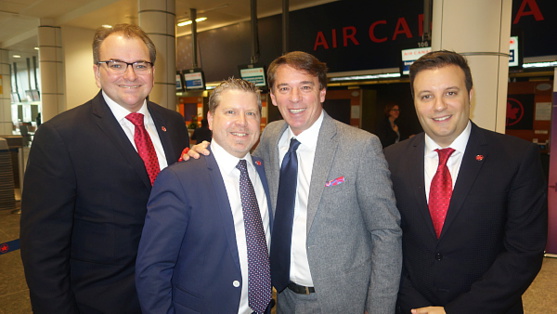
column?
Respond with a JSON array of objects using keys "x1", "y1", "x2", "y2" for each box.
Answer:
[
  {"x1": 431, "y1": 0, "x2": 512, "y2": 133},
  {"x1": 0, "y1": 49, "x2": 12, "y2": 134},
  {"x1": 138, "y1": 0, "x2": 177, "y2": 111},
  {"x1": 38, "y1": 21, "x2": 65, "y2": 122}
]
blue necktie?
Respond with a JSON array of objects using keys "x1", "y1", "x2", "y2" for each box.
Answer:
[
  {"x1": 236, "y1": 160, "x2": 271, "y2": 313},
  {"x1": 270, "y1": 138, "x2": 301, "y2": 292}
]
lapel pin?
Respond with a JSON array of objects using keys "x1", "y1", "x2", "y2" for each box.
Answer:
[
  {"x1": 255, "y1": 160, "x2": 262, "y2": 166},
  {"x1": 475, "y1": 155, "x2": 484, "y2": 161},
  {"x1": 161, "y1": 126, "x2": 167, "y2": 132}
]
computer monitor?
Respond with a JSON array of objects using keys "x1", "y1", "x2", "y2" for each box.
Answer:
[
  {"x1": 183, "y1": 69, "x2": 206, "y2": 90},
  {"x1": 239, "y1": 65, "x2": 267, "y2": 88},
  {"x1": 176, "y1": 72, "x2": 184, "y2": 91}
]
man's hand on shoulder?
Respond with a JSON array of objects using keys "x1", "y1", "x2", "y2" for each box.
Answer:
[
  {"x1": 411, "y1": 306, "x2": 446, "y2": 314},
  {"x1": 179, "y1": 141, "x2": 211, "y2": 161}
]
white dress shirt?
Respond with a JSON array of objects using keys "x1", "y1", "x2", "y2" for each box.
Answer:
[
  {"x1": 211, "y1": 140, "x2": 271, "y2": 314},
  {"x1": 424, "y1": 121, "x2": 472, "y2": 203},
  {"x1": 278, "y1": 110, "x2": 324, "y2": 287},
  {"x1": 103, "y1": 91, "x2": 168, "y2": 170}
]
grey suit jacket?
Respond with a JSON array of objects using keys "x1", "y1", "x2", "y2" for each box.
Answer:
[{"x1": 255, "y1": 111, "x2": 402, "y2": 313}]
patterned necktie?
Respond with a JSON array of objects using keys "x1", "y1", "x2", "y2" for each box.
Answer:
[
  {"x1": 270, "y1": 138, "x2": 301, "y2": 292},
  {"x1": 236, "y1": 160, "x2": 271, "y2": 313},
  {"x1": 126, "y1": 113, "x2": 160, "y2": 186},
  {"x1": 429, "y1": 148, "x2": 455, "y2": 238}
]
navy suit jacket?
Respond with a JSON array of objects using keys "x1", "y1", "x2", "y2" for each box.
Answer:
[
  {"x1": 20, "y1": 91, "x2": 189, "y2": 314},
  {"x1": 136, "y1": 150, "x2": 272, "y2": 313},
  {"x1": 384, "y1": 123, "x2": 547, "y2": 314}
]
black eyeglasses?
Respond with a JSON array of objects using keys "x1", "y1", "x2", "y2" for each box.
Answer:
[{"x1": 97, "y1": 60, "x2": 153, "y2": 74}]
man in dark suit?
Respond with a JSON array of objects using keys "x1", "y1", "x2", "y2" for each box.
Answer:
[
  {"x1": 136, "y1": 78, "x2": 273, "y2": 313},
  {"x1": 20, "y1": 24, "x2": 189, "y2": 313},
  {"x1": 384, "y1": 50, "x2": 547, "y2": 314}
]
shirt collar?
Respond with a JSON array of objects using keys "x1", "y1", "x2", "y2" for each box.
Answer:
[
  {"x1": 284, "y1": 110, "x2": 324, "y2": 150},
  {"x1": 425, "y1": 120, "x2": 472, "y2": 156},
  {"x1": 102, "y1": 90, "x2": 149, "y2": 122},
  {"x1": 211, "y1": 139, "x2": 254, "y2": 175}
]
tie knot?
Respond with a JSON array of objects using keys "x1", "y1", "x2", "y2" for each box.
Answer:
[
  {"x1": 289, "y1": 138, "x2": 301, "y2": 153},
  {"x1": 126, "y1": 112, "x2": 145, "y2": 127},
  {"x1": 436, "y1": 148, "x2": 455, "y2": 165},
  {"x1": 236, "y1": 159, "x2": 248, "y2": 173}
]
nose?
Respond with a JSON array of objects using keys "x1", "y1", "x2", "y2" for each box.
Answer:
[
  {"x1": 236, "y1": 113, "x2": 248, "y2": 126},
  {"x1": 433, "y1": 96, "x2": 447, "y2": 112},
  {"x1": 289, "y1": 87, "x2": 301, "y2": 102},
  {"x1": 123, "y1": 64, "x2": 138, "y2": 80}
]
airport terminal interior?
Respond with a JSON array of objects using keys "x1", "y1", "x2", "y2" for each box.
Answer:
[{"x1": 1, "y1": 0, "x2": 557, "y2": 312}]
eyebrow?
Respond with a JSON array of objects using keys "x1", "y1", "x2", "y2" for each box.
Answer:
[{"x1": 277, "y1": 81, "x2": 315, "y2": 87}]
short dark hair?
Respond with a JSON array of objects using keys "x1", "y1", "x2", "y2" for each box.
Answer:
[
  {"x1": 92, "y1": 24, "x2": 156, "y2": 64},
  {"x1": 208, "y1": 78, "x2": 261, "y2": 113},
  {"x1": 267, "y1": 51, "x2": 328, "y2": 91},
  {"x1": 384, "y1": 103, "x2": 399, "y2": 117},
  {"x1": 409, "y1": 50, "x2": 473, "y2": 97}
]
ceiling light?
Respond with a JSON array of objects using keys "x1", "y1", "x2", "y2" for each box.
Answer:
[
  {"x1": 522, "y1": 61, "x2": 557, "y2": 68},
  {"x1": 13, "y1": 55, "x2": 21, "y2": 58},
  {"x1": 102, "y1": 25, "x2": 112, "y2": 28},
  {"x1": 329, "y1": 72, "x2": 401, "y2": 82},
  {"x1": 177, "y1": 17, "x2": 207, "y2": 27}
]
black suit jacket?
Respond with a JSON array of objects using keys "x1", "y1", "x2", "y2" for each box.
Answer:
[
  {"x1": 384, "y1": 123, "x2": 547, "y2": 314},
  {"x1": 20, "y1": 91, "x2": 189, "y2": 314}
]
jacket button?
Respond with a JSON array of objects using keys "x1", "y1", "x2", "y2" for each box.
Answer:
[
  {"x1": 233, "y1": 280, "x2": 240, "y2": 287},
  {"x1": 435, "y1": 253, "x2": 443, "y2": 261}
]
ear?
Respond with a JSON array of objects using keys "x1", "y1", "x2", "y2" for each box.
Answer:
[
  {"x1": 207, "y1": 111, "x2": 214, "y2": 131},
  {"x1": 469, "y1": 87, "x2": 474, "y2": 103},
  {"x1": 269, "y1": 91, "x2": 278, "y2": 107},
  {"x1": 94, "y1": 64, "x2": 102, "y2": 88},
  {"x1": 319, "y1": 88, "x2": 327, "y2": 103}
]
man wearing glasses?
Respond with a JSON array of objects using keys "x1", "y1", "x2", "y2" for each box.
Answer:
[{"x1": 20, "y1": 24, "x2": 189, "y2": 313}]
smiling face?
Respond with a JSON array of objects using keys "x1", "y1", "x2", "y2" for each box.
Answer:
[
  {"x1": 94, "y1": 33, "x2": 154, "y2": 112},
  {"x1": 208, "y1": 89, "x2": 261, "y2": 158},
  {"x1": 413, "y1": 65, "x2": 472, "y2": 147},
  {"x1": 270, "y1": 64, "x2": 326, "y2": 135}
]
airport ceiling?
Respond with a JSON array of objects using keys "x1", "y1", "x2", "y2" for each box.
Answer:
[{"x1": 1, "y1": 0, "x2": 337, "y2": 62}]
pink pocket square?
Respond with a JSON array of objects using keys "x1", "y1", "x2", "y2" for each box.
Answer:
[{"x1": 325, "y1": 176, "x2": 345, "y2": 187}]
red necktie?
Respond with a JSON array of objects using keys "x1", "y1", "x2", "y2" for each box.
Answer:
[
  {"x1": 429, "y1": 148, "x2": 455, "y2": 238},
  {"x1": 126, "y1": 113, "x2": 160, "y2": 185}
]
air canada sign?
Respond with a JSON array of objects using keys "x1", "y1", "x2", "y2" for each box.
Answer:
[{"x1": 312, "y1": 0, "x2": 545, "y2": 51}]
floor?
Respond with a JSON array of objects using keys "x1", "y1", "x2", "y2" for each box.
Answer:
[{"x1": 1, "y1": 202, "x2": 556, "y2": 313}]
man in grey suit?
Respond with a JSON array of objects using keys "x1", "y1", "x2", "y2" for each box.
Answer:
[{"x1": 188, "y1": 51, "x2": 402, "y2": 313}]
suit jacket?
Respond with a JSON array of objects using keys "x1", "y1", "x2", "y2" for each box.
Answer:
[
  {"x1": 135, "y1": 151, "x2": 273, "y2": 313},
  {"x1": 20, "y1": 91, "x2": 189, "y2": 314},
  {"x1": 384, "y1": 123, "x2": 547, "y2": 314},
  {"x1": 255, "y1": 112, "x2": 402, "y2": 313},
  {"x1": 375, "y1": 117, "x2": 400, "y2": 148}
]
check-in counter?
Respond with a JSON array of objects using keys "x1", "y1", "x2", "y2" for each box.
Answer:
[{"x1": 0, "y1": 137, "x2": 17, "y2": 211}]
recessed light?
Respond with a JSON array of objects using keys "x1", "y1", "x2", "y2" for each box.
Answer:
[{"x1": 177, "y1": 17, "x2": 207, "y2": 27}]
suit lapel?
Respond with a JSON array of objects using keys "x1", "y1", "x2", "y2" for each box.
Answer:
[
  {"x1": 408, "y1": 134, "x2": 437, "y2": 238},
  {"x1": 307, "y1": 113, "x2": 337, "y2": 234},
  {"x1": 90, "y1": 92, "x2": 151, "y2": 188},
  {"x1": 267, "y1": 122, "x2": 289, "y2": 215},
  {"x1": 254, "y1": 156, "x2": 273, "y2": 230},
  {"x1": 148, "y1": 102, "x2": 177, "y2": 166},
  {"x1": 205, "y1": 149, "x2": 242, "y2": 270},
  {"x1": 441, "y1": 124, "x2": 487, "y2": 238}
]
